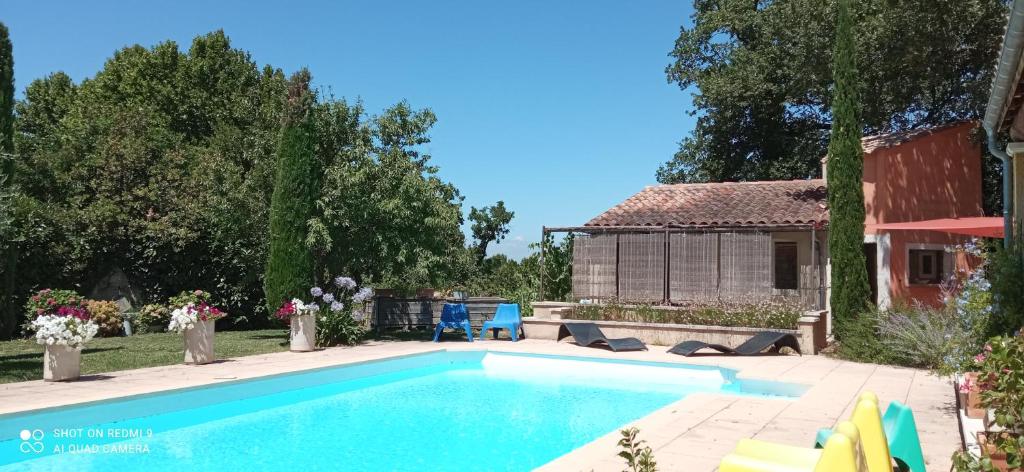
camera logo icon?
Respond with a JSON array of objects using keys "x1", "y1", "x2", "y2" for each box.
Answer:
[{"x1": 19, "y1": 429, "x2": 44, "y2": 454}]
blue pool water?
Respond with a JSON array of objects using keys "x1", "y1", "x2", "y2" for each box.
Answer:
[{"x1": 0, "y1": 351, "x2": 805, "y2": 471}]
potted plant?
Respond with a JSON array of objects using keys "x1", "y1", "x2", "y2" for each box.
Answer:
[
  {"x1": 25, "y1": 289, "x2": 99, "y2": 381},
  {"x1": 168, "y1": 290, "x2": 227, "y2": 365},
  {"x1": 972, "y1": 334, "x2": 1024, "y2": 471},
  {"x1": 275, "y1": 298, "x2": 317, "y2": 352}
]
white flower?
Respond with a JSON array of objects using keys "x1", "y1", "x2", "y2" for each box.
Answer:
[
  {"x1": 31, "y1": 315, "x2": 98, "y2": 349},
  {"x1": 168, "y1": 304, "x2": 199, "y2": 333}
]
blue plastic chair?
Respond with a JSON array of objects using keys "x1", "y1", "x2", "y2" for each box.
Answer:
[
  {"x1": 479, "y1": 303, "x2": 523, "y2": 341},
  {"x1": 432, "y1": 303, "x2": 473, "y2": 342}
]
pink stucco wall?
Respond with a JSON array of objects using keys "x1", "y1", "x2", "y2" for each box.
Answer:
[{"x1": 862, "y1": 122, "x2": 984, "y2": 306}]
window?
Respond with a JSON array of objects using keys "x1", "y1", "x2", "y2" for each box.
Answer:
[
  {"x1": 773, "y1": 242, "x2": 798, "y2": 290},
  {"x1": 909, "y1": 249, "x2": 944, "y2": 285}
]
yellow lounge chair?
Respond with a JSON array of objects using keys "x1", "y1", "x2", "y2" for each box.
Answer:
[{"x1": 718, "y1": 421, "x2": 867, "y2": 472}]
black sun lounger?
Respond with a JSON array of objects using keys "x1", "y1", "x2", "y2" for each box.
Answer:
[
  {"x1": 556, "y1": 322, "x2": 647, "y2": 352},
  {"x1": 667, "y1": 331, "x2": 801, "y2": 356}
]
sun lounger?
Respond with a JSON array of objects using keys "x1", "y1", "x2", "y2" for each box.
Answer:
[
  {"x1": 815, "y1": 394, "x2": 925, "y2": 472},
  {"x1": 556, "y1": 322, "x2": 647, "y2": 352},
  {"x1": 479, "y1": 303, "x2": 523, "y2": 341},
  {"x1": 667, "y1": 331, "x2": 801, "y2": 356},
  {"x1": 432, "y1": 303, "x2": 473, "y2": 342}
]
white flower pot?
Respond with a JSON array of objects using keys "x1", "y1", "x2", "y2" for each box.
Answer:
[
  {"x1": 290, "y1": 314, "x2": 316, "y2": 352},
  {"x1": 183, "y1": 319, "x2": 216, "y2": 365},
  {"x1": 44, "y1": 345, "x2": 82, "y2": 382}
]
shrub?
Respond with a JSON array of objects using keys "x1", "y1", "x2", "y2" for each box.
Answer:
[
  {"x1": 988, "y1": 243, "x2": 1024, "y2": 337},
  {"x1": 874, "y1": 303, "x2": 961, "y2": 371},
  {"x1": 24, "y1": 288, "x2": 87, "y2": 321},
  {"x1": 85, "y1": 300, "x2": 123, "y2": 337},
  {"x1": 618, "y1": 427, "x2": 657, "y2": 472},
  {"x1": 567, "y1": 299, "x2": 801, "y2": 330},
  {"x1": 134, "y1": 304, "x2": 169, "y2": 333},
  {"x1": 833, "y1": 308, "x2": 897, "y2": 365}
]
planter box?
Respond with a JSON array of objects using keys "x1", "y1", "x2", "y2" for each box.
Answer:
[
  {"x1": 183, "y1": 319, "x2": 216, "y2": 365},
  {"x1": 290, "y1": 314, "x2": 316, "y2": 352},
  {"x1": 43, "y1": 345, "x2": 81, "y2": 382},
  {"x1": 523, "y1": 318, "x2": 813, "y2": 354},
  {"x1": 978, "y1": 432, "x2": 1023, "y2": 472},
  {"x1": 965, "y1": 372, "x2": 986, "y2": 419}
]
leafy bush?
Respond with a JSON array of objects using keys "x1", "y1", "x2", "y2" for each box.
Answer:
[
  {"x1": 24, "y1": 288, "x2": 86, "y2": 320},
  {"x1": 133, "y1": 304, "x2": 169, "y2": 333},
  {"x1": 567, "y1": 299, "x2": 801, "y2": 330},
  {"x1": 618, "y1": 427, "x2": 657, "y2": 472},
  {"x1": 85, "y1": 300, "x2": 123, "y2": 337},
  {"x1": 988, "y1": 243, "x2": 1024, "y2": 337},
  {"x1": 283, "y1": 275, "x2": 372, "y2": 347}
]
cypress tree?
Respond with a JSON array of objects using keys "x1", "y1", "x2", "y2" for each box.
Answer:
[
  {"x1": 264, "y1": 69, "x2": 320, "y2": 313},
  {"x1": 0, "y1": 22, "x2": 16, "y2": 338},
  {"x1": 827, "y1": 0, "x2": 871, "y2": 332}
]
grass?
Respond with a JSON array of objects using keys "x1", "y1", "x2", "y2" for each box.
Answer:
[{"x1": 0, "y1": 329, "x2": 290, "y2": 384}]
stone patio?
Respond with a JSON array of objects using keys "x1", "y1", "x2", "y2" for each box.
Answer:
[{"x1": 0, "y1": 339, "x2": 959, "y2": 471}]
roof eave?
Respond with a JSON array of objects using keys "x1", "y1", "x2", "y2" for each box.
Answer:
[{"x1": 984, "y1": 1, "x2": 1024, "y2": 138}]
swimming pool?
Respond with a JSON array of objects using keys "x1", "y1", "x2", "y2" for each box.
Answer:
[{"x1": 0, "y1": 350, "x2": 805, "y2": 471}]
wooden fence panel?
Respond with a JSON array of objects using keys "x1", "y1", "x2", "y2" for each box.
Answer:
[
  {"x1": 669, "y1": 232, "x2": 719, "y2": 302},
  {"x1": 373, "y1": 297, "x2": 510, "y2": 330},
  {"x1": 719, "y1": 232, "x2": 772, "y2": 300},
  {"x1": 572, "y1": 234, "x2": 617, "y2": 299},
  {"x1": 617, "y1": 233, "x2": 665, "y2": 302}
]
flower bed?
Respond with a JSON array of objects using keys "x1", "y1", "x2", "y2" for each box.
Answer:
[{"x1": 565, "y1": 300, "x2": 802, "y2": 330}]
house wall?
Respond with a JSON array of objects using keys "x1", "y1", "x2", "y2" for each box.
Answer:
[{"x1": 862, "y1": 122, "x2": 984, "y2": 306}]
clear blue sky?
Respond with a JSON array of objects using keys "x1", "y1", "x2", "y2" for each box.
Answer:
[{"x1": 4, "y1": 0, "x2": 696, "y2": 259}]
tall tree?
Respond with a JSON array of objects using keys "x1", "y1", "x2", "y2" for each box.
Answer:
[
  {"x1": 264, "y1": 69, "x2": 320, "y2": 312},
  {"x1": 658, "y1": 0, "x2": 1008, "y2": 213},
  {"x1": 469, "y1": 201, "x2": 514, "y2": 263},
  {"x1": 828, "y1": 0, "x2": 871, "y2": 330},
  {"x1": 0, "y1": 22, "x2": 16, "y2": 338}
]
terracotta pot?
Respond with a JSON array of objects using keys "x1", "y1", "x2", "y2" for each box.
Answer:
[
  {"x1": 290, "y1": 314, "x2": 316, "y2": 352},
  {"x1": 183, "y1": 319, "x2": 216, "y2": 365},
  {"x1": 978, "y1": 432, "x2": 1023, "y2": 472},
  {"x1": 43, "y1": 345, "x2": 81, "y2": 382},
  {"x1": 965, "y1": 372, "x2": 986, "y2": 419}
]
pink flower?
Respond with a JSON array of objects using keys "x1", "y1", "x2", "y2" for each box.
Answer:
[
  {"x1": 194, "y1": 290, "x2": 203, "y2": 296},
  {"x1": 959, "y1": 377, "x2": 974, "y2": 393},
  {"x1": 984, "y1": 344, "x2": 993, "y2": 353},
  {"x1": 974, "y1": 353, "x2": 987, "y2": 364}
]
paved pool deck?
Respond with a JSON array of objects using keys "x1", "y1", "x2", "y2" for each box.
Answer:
[{"x1": 0, "y1": 339, "x2": 959, "y2": 471}]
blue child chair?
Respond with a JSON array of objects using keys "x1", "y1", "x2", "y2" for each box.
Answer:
[
  {"x1": 479, "y1": 303, "x2": 522, "y2": 341},
  {"x1": 432, "y1": 303, "x2": 473, "y2": 342}
]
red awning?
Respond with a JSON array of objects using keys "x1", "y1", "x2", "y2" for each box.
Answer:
[{"x1": 867, "y1": 217, "x2": 1004, "y2": 238}]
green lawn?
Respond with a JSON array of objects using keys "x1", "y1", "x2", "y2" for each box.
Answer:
[{"x1": 0, "y1": 329, "x2": 290, "y2": 384}]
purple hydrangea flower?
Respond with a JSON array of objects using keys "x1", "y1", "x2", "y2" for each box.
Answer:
[
  {"x1": 330, "y1": 301, "x2": 344, "y2": 312},
  {"x1": 310, "y1": 287, "x2": 323, "y2": 298},
  {"x1": 352, "y1": 287, "x2": 374, "y2": 303},
  {"x1": 322, "y1": 293, "x2": 335, "y2": 303},
  {"x1": 352, "y1": 310, "x2": 364, "y2": 321},
  {"x1": 333, "y1": 276, "x2": 356, "y2": 290}
]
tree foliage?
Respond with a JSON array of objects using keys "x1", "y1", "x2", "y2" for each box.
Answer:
[
  {"x1": 0, "y1": 21, "x2": 16, "y2": 338},
  {"x1": 828, "y1": 0, "x2": 871, "y2": 329},
  {"x1": 7, "y1": 31, "x2": 471, "y2": 333},
  {"x1": 468, "y1": 201, "x2": 514, "y2": 263},
  {"x1": 658, "y1": 0, "x2": 1008, "y2": 208},
  {"x1": 264, "y1": 69, "x2": 319, "y2": 313}
]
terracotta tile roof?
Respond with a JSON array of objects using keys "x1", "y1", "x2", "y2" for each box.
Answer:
[
  {"x1": 860, "y1": 121, "x2": 973, "y2": 154},
  {"x1": 585, "y1": 179, "x2": 828, "y2": 228}
]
